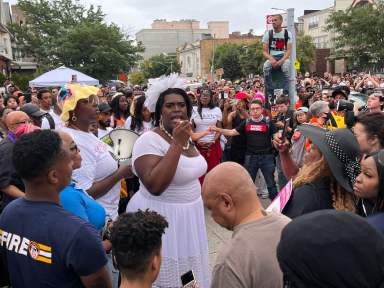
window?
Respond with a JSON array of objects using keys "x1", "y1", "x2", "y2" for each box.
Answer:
[{"x1": 308, "y1": 15, "x2": 319, "y2": 29}]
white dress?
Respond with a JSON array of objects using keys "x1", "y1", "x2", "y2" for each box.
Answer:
[{"x1": 127, "y1": 131, "x2": 211, "y2": 288}]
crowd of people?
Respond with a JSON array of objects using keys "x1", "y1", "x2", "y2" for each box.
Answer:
[
  {"x1": 0, "y1": 67, "x2": 383, "y2": 287},
  {"x1": 0, "y1": 15, "x2": 383, "y2": 287}
]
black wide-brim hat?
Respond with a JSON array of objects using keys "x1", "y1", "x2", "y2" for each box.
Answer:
[{"x1": 299, "y1": 124, "x2": 361, "y2": 192}]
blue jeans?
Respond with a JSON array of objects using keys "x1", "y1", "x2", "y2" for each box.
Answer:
[
  {"x1": 106, "y1": 253, "x2": 119, "y2": 288},
  {"x1": 263, "y1": 54, "x2": 290, "y2": 97},
  {"x1": 244, "y1": 154, "x2": 278, "y2": 200}
]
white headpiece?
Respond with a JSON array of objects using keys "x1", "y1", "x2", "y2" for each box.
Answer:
[{"x1": 144, "y1": 73, "x2": 187, "y2": 112}]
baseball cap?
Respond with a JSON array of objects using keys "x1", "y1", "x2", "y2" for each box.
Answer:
[
  {"x1": 20, "y1": 103, "x2": 46, "y2": 118},
  {"x1": 98, "y1": 102, "x2": 112, "y2": 113}
]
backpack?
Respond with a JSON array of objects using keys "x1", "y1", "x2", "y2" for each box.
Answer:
[
  {"x1": 268, "y1": 29, "x2": 289, "y2": 54},
  {"x1": 43, "y1": 113, "x2": 55, "y2": 130}
]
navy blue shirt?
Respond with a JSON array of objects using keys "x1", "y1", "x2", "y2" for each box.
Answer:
[{"x1": 0, "y1": 198, "x2": 107, "y2": 287}]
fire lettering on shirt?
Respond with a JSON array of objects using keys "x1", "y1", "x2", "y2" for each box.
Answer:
[
  {"x1": 245, "y1": 123, "x2": 268, "y2": 133},
  {"x1": 0, "y1": 229, "x2": 52, "y2": 264}
]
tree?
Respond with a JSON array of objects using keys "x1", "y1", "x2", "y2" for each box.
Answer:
[
  {"x1": 8, "y1": 0, "x2": 143, "y2": 82},
  {"x1": 213, "y1": 43, "x2": 243, "y2": 81},
  {"x1": 129, "y1": 71, "x2": 146, "y2": 85},
  {"x1": 326, "y1": 1, "x2": 384, "y2": 70},
  {"x1": 141, "y1": 54, "x2": 180, "y2": 79},
  {"x1": 296, "y1": 34, "x2": 316, "y2": 73},
  {"x1": 239, "y1": 41, "x2": 264, "y2": 77}
]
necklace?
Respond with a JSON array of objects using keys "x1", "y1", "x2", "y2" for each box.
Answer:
[{"x1": 159, "y1": 122, "x2": 190, "y2": 151}]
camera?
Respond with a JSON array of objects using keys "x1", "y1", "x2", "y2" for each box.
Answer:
[{"x1": 336, "y1": 100, "x2": 354, "y2": 112}]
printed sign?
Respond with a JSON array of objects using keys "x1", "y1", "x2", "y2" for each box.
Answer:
[
  {"x1": 266, "y1": 179, "x2": 293, "y2": 213},
  {"x1": 294, "y1": 60, "x2": 301, "y2": 71}
]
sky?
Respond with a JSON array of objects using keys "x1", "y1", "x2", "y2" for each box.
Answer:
[{"x1": 9, "y1": 0, "x2": 335, "y2": 36}]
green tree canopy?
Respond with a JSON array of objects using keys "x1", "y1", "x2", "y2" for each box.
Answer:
[
  {"x1": 326, "y1": 1, "x2": 384, "y2": 70},
  {"x1": 296, "y1": 34, "x2": 316, "y2": 73},
  {"x1": 141, "y1": 54, "x2": 180, "y2": 79},
  {"x1": 129, "y1": 71, "x2": 146, "y2": 85},
  {"x1": 239, "y1": 41, "x2": 264, "y2": 77},
  {"x1": 213, "y1": 43, "x2": 243, "y2": 81},
  {"x1": 8, "y1": 0, "x2": 143, "y2": 82},
  {"x1": 212, "y1": 41, "x2": 264, "y2": 80}
]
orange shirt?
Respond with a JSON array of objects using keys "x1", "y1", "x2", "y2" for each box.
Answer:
[{"x1": 295, "y1": 99, "x2": 303, "y2": 110}]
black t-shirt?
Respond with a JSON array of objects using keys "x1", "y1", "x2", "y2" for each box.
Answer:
[
  {"x1": 0, "y1": 198, "x2": 107, "y2": 287},
  {"x1": 282, "y1": 177, "x2": 333, "y2": 219},
  {"x1": 231, "y1": 111, "x2": 246, "y2": 149},
  {"x1": 0, "y1": 139, "x2": 25, "y2": 210},
  {"x1": 235, "y1": 117, "x2": 276, "y2": 155}
]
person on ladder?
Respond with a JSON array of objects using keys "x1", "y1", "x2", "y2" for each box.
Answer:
[{"x1": 262, "y1": 14, "x2": 292, "y2": 101}]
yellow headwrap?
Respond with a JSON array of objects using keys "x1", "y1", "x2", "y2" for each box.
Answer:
[{"x1": 59, "y1": 84, "x2": 100, "y2": 122}]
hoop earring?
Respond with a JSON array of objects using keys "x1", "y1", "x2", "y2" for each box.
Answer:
[
  {"x1": 159, "y1": 116, "x2": 163, "y2": 128},
  {"x1": 71, "y1": 114, "x2": 77, "y2": 122}
]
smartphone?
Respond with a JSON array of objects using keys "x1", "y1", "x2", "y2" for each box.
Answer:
[
  {"x1": 281, "y1": 118, "x2": 290, "y2": 141},
  {"x1": 181, "y1": 270, "x2": 196, "y2": 288}
]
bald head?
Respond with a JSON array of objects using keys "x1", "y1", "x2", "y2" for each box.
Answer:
[
  {"x1": 5, "y1": 111, "x2": 30, "y2": 132},
  {"x1": 203, "y1": 162, "x2": 260, "y2": 206},
  {"x1": 203, "y1": 162, "x2": 263, "y2": 230}
]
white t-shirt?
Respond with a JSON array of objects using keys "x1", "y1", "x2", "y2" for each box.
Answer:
[
  {"x1": 191, "y1": 106, "x2": 222, "y2": 143},
  {"x1": 98, "y1": 127, "x2": 112, "y2": 139},
  {"x1": 124, "y1": 116, "x2": 153, "y2": 135},
  {"x1": 262, "y1": 29, "x2": 292, "y2": 56},
  {"x1": 61, "y1": 127, "x2": 121, "y2": 220},
  {"x1": 41, "y1": 110, "x2": 64, "y2": 130}
]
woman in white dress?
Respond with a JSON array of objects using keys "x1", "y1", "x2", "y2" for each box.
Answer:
[{"x1": 127, "y1": 77, "x2": 211, "y2": 288}]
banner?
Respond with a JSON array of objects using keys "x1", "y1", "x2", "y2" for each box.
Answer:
[{"x1": 266, "y1": 179, "x2": 293, "y2": 213}]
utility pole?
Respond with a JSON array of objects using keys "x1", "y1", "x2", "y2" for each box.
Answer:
[{"x1": 287, "y1": 8, "x2": 297, "y2": 105}]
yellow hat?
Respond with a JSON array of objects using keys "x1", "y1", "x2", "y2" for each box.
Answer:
[{"x1": 59, "y1": 84, "x2": 100, "y2": 122}]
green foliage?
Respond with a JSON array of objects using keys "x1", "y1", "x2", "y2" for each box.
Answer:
[
  {"x1": 0, "y1": 73, "x2": 6, "y2": 86},
  {"x1": 212, "y1": 41, "x2": 264, "y2": 80},
  {"x1": 8, "y1": 0, "x2": 143, "y2": 83},
  {"x1": 213, "y1": 43, "x2": 243, "y2": 81},
  {"x1": 129, "y1": 71, "x2": 146, "y2": 85},
  {"x1": 296, "y1": 34, "x2": 316, "y2": 73},
  {"x1": 239, "y1": 42, "x2": 264, "y2": 77},
  {"x1": 11, "y1": 73, "x2": 35, "y2": 91},
  {"x1": 141, "y1": 54, "x2": 180, "y2": 79},
  {"x1": 326, "y1": 1, "x2": 384, "y2": 70}
]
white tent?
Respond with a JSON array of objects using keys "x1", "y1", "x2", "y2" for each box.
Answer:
[{"x1": 29, "y1": 66, "x2": 99, "y2": 87}]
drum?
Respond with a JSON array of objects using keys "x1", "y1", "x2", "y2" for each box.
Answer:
[{"x1": 102, "y1": 128, "x2": 140, "y2": 165}]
